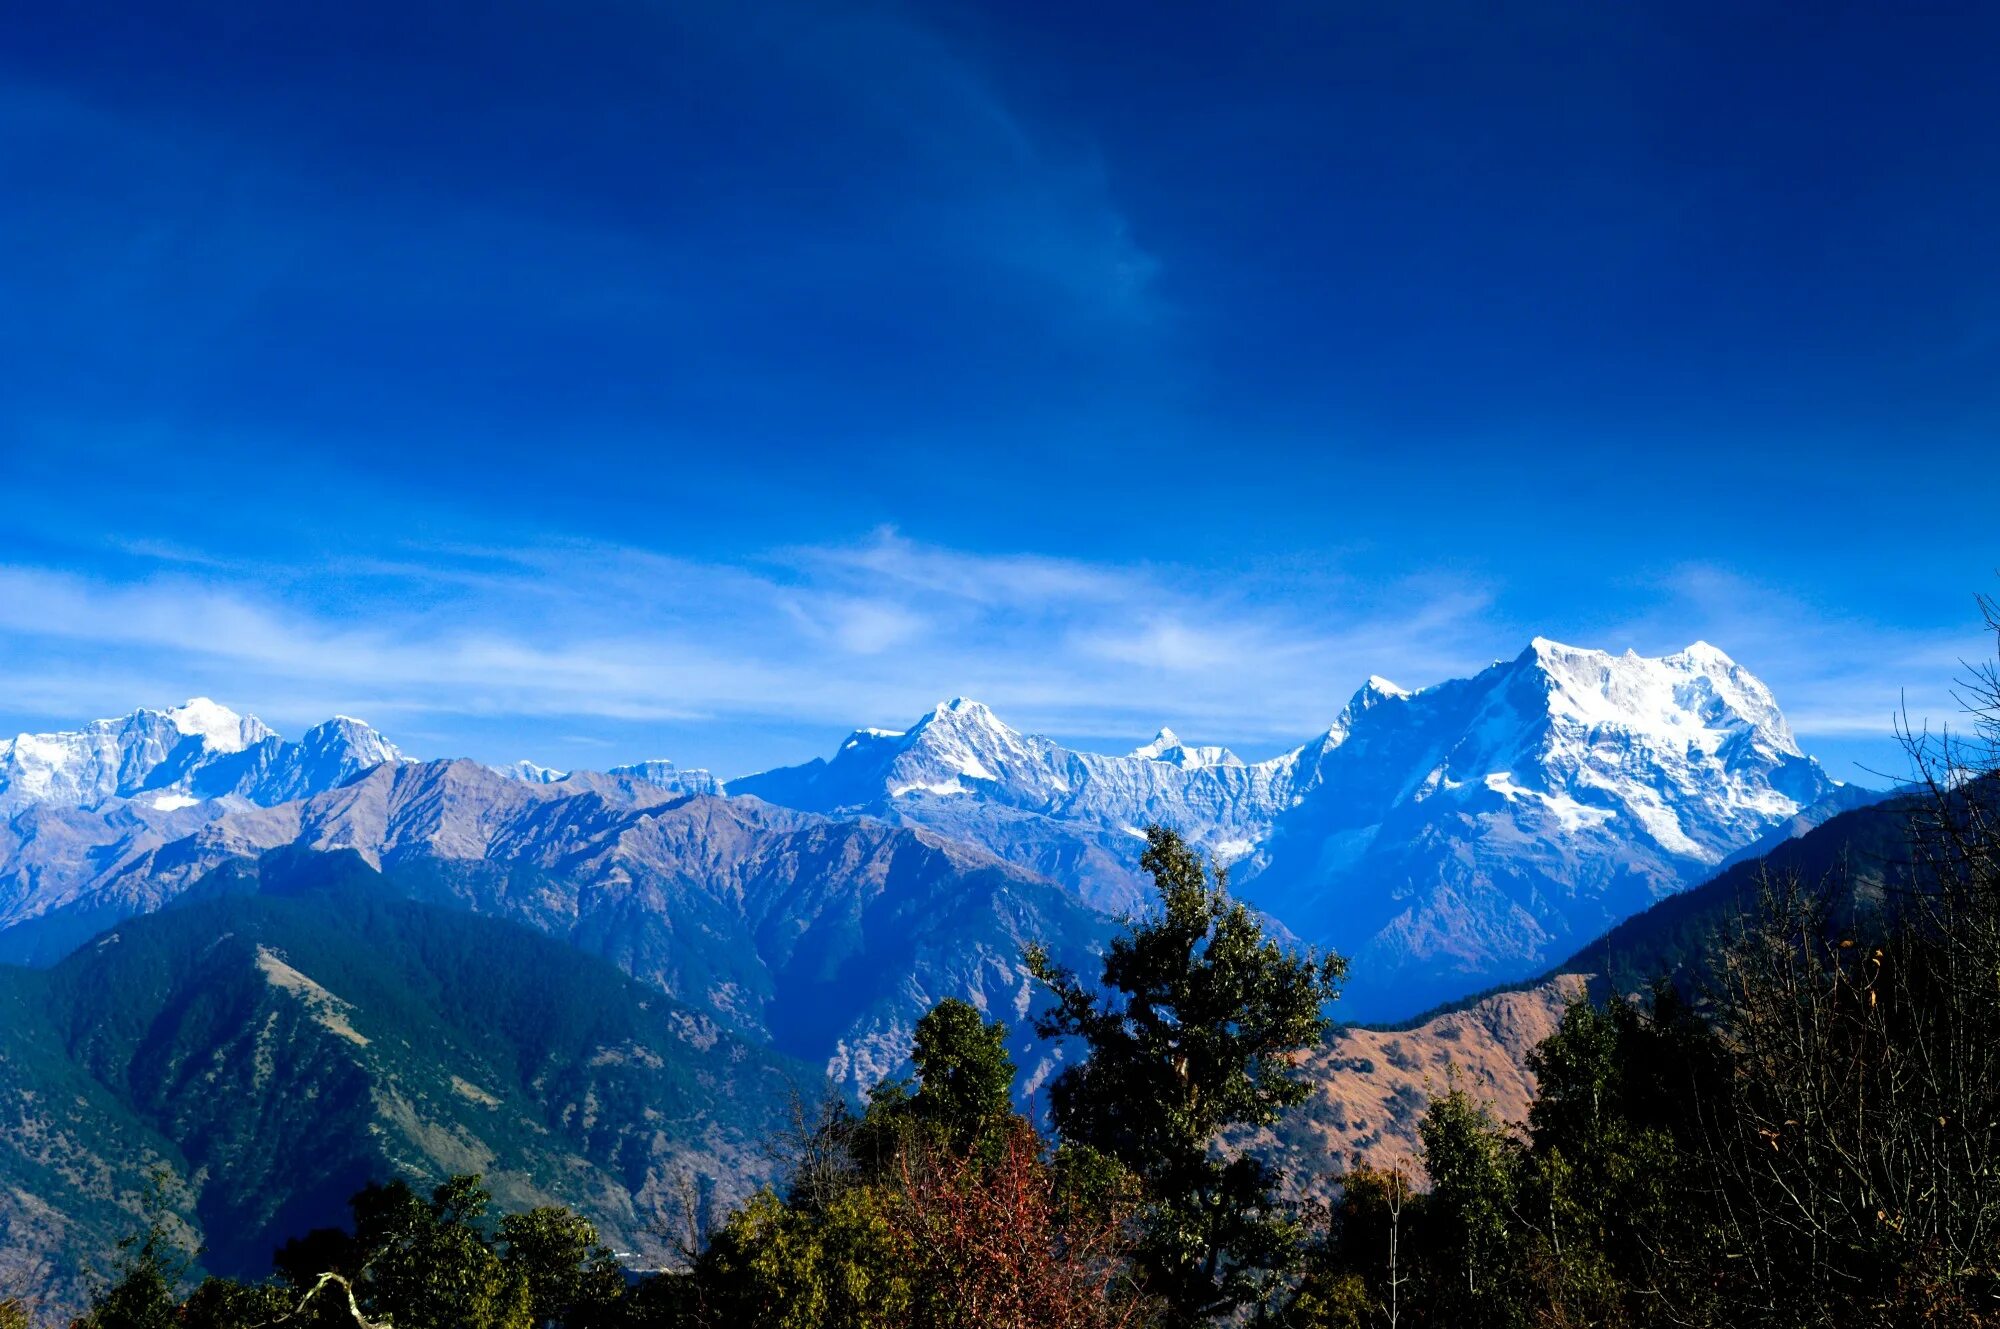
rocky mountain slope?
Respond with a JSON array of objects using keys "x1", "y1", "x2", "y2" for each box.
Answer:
[
  {"x1": 0, "y1": 758, "x2": 1115, "y2": 1096},
  {"x1": 733, "y1": 641, "x2": 1850, "y2": 1015},
  {"x1": 732, "y1": 698, "x2": 1332, "y2": 911},
  {"x1": 0, "y1": 643, "x2": 1860, "y2": 1039},
  {"x1": 1238, "y1": 974, "x2": 1592, "y2": 1195},
  {"x1": 1241, "y1": 784, "x2": 1932, "y2": 1200}
]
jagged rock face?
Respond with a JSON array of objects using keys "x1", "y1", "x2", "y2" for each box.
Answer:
[{"x1": 0, "y1": 701, "x2": 402, "y2": 812}]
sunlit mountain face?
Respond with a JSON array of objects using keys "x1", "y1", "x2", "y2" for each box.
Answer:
[{"x1": 1, "y1": 636, "x2": 1869, "y2": 1021}]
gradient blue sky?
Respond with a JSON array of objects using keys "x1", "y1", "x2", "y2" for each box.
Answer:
[{"x1": 2, "y1": 1, "x2": 1996, "y2": 782}]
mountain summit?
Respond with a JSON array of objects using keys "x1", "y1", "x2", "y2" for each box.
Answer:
[
  {"x1": 0, "y1": 642, "x2": 1857, "y2": 1019},
  {"x1": 730, "y1": 696, "x2": 1306, "y2": 907},
  {"x1": 731, "y1": 640, "x2": 1850, "y2": 1012},
  {"x1": 1131, "y1": 728, "x2": 1245, "y2": 769},
  {"x1": 0, "y1": 700, "x2": 399, "y2": 811},
  {"x1": 1245, "y1": 637, "x2": 1845, "y2": 1012}
]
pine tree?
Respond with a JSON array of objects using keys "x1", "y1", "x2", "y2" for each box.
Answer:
[{"x1": 1027, "y1": 825, "x2": 1345, "y2": 1325}]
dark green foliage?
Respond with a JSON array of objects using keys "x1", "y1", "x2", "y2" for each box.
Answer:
[
  {"x1": 1280, "y1": 768, "x2": 2000, "y2": 1328},
  {"x1": 345, "y1": 1176, "x2": 531, "y2": 1329},
  {"x1": 85, "y1": 1175, "x2": 555, "y2": 1329},
  {"x1": 909, "y1": 997, "x2": 1014, "y2": 1143},
  {"x1": 498, "y1": 1206, "x2": 626, "y2": 1328},
  {"x1": 175, "y1": 1277, "x2": 292, "y2": 1329},
  {"x1": 649, "y1": 996, "x2": 1149, "y2": 1329},
  {"x1": 3, "y1": 862, "x2": 809, "y2": 1301},
  {"x1": 1279, "y1": 986, "x2": 1738, "y2": 1329},
  {"x1": 1279, "y1": 1164, "x2": 1415, "y2": 1329},
  {"x1": 75, "y1": 1172, "x2": 197, "y2": 1329},
  {"x1": 1028, "y1": 825, "x2": 1346, "y2": 1325},
  {"x1": 1417, "y1": 1090, "x2": 1520, "y2": 1327},
  {"x1": 842, "y1": 998, "x2": 1019, "y2": 1180}
]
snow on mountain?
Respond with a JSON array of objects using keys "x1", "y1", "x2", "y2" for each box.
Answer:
[
  {"x1": 163, "y1": 697, "x2": 269, "y2": 753},
  {"x1": 0, "y1": 639, "x2": 1858, "y2": 1020},
  {"x1": 730, "y1": 697, "x2": 1311, "y2": 907},
  {"x1": 0, "y1": 757, "x2": 1114, "y2": 1102},
  {"x1": 499, "y1": 755, "x2": 725, "y2": 796},
  {"x1": 0, "y1": 701, "x2": 404, "y2": 812},
  {"x1": 1130, "y1": 728, "x2": 1245, "y2": 770},
  {"x1": 604, "y1": 758, "x2": 727, "y2": 797},
  {"x1": 500, "y1": 759, "x2": 569, "y2": 784},
  {"x1": 1245, "y1": 638, "x2": 1844, "y2": 1015},
  {"x1": 731, "y1": 640, "x2": 1851, "y2": 1013}
]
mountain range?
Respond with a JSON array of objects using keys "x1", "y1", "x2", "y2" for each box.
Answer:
[
  {"x1": 0, "y1": 637, "x2": 1895, "y2": 1313},
  {"x1": 732, "y1": 639, "x2": 1865, "y2": 1011},
  {"x1": 0, "y1": 850, "x2": 808, "y2": 1305},
  {"x1": 0, "y1": 639, "x2": 1869, "y2": 1019}
]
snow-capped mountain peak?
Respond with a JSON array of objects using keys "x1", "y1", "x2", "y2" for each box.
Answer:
[
  {"x1": 303, "y1": 716, "x2": 403, "y2": 766},
  {"x1": 1342, "y1": 674, "x2": 1416, "y2": 719},
  {"x1": 0, "y1": 702, "x2": 408, "y2": 812},
  {"x1": 1131, "y1": 727, "x2": 1244, "y2": 770},
  {"x1": 1363, "y1": 675, "x2": 1410, "y2": 699},
  {"x1": 164, "y1": 697, "x2": 270, "y2": 753},
  {"x1": 501, "y1": 759, "x2": 569, "y2": 784},
  {"x1": 605, "y1": 758, "x2": 726, "y2": 796},
  {"x1": 1512, "y1": 637, "x2": 1802, "y2": 762},
  {"x1": 919, "y1": 697, "x2": 1010, "y2": 735}
]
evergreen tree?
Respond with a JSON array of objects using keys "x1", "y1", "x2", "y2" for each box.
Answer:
[
  {"x1": 175, "y1": 1277, "x2": 292, "y2": 1329},
  {"x1": 1027, "y1": 825, "x2": 1346, "y2": 1325}
]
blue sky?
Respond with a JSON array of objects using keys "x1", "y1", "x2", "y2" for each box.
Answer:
[{"x1": 2, "y1": 1, "x2": 1995, "y2": 782}]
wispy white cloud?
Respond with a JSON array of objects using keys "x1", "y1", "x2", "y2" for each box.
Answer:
[
  {"x1": 0, "y1": 537, "x2": 1980, "y2": 781},
  {"x1": 0, "y1": 530, "x2": 1499, "y2": 759}
]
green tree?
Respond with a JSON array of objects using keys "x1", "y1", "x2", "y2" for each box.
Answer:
[
  {"x1": 348, "y1": 1175, "x2": 532, "y2": 1329},
  {"x1": 1279, "y1": 1164, "x2": 1420, "y2": 1329},
  {"x1": 78, "y1": 1171, "x2": 197, "y2": 1329},
  {"x1": 909, "y1": 997, "x2": 1015, "y2": 1144},
  {"x1": 682, "y1": 1187, "x2": 911, "y2": 1329},
  {"x1": 1417, "y1": 1089, "x2": 1521, "y2": 1329},
  {"x1": 1510, "y1": 989, "x2": 1735, "y2": 1327},
  {"x1": 498, "y1": 1207, "x2": 625, "y2": 1329},
  {"x1": 848, "y1": 998, "x2": 1019, "y2": 1178},
  {"x1": 176, "y1": 1277, "x2": 293, "y2": 1329},
  {"x1": 1027, "y1": 825, "x2": 1346, "y2": 1325}
]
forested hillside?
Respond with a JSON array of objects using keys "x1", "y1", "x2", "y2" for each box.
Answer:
[{"x1": 0, "y1": 850, "x2": 811, "y2": 1314}]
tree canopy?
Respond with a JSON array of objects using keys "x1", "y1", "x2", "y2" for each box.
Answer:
[{"x1": 1028, "y1": 825, "x2": 1346, "y2": 1325}]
